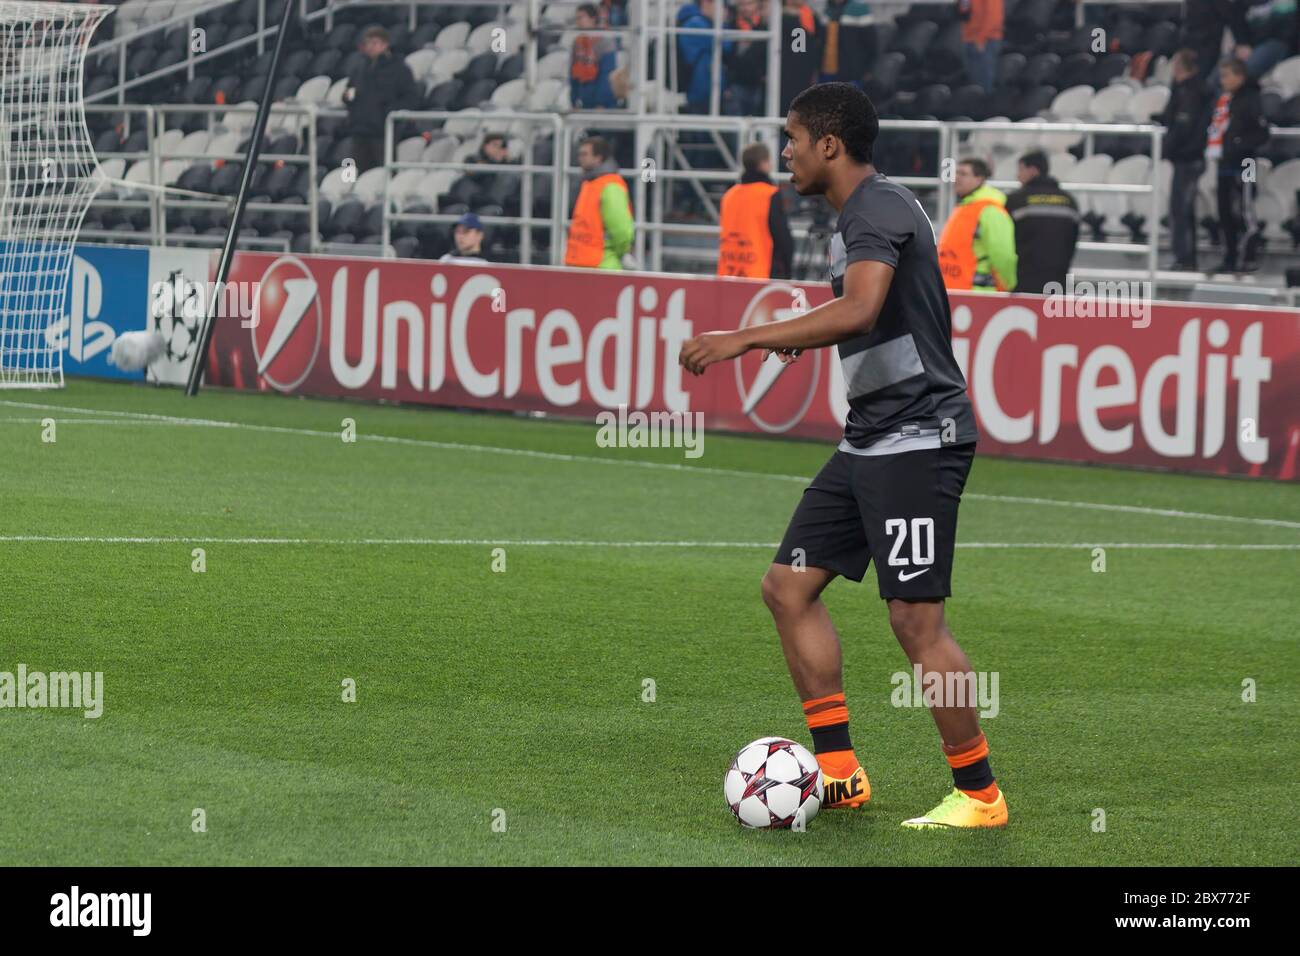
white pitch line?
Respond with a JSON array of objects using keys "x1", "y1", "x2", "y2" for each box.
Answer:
[
  {"x1": 0, "y1": 536, "x2": 1296, "y2": 551},
  {"x1": 3, "y1": 398, "x2": 1298, "y2": 531}
]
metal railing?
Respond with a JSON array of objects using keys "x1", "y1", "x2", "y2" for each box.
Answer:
[
  {"x1": 81, "y1": 88, "x2": 1298, "y2": 296},
  {"x1": 88, "y1": 0, "x2": 279, "y2": 106}
]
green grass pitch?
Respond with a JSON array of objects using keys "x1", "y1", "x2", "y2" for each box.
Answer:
[{"x1": 1, "y1": 379, "x2": 1296, "y2": 865}]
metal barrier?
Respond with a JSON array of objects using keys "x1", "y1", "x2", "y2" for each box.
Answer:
[
  {"x1": 87, "y1": 0, "x2": 265, "y2": 106},
  {"x1": 381, "y1": 109, "x2": 564, "y2": 263},
  {"x1": 82, "y1": 100, "x2": 1298, "y2": 297}
]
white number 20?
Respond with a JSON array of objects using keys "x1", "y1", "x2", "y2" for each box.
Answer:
[{"x1": 885, "y1": 517, "x2": 935, "y2": 567}]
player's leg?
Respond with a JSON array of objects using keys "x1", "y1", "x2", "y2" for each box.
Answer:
[
  {"x1": 854, "y1": 442, "x2": 1007, "y2": 827},
  {"x1": 887, "y1": 598, "x2": 1006, "y2": 828},
  {"x1": 766, "y1": 452, "x2": 872, "y2": 808}
]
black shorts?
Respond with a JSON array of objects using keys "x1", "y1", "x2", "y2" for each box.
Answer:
[{"x1": 773, "y1": 443, "x2": 976, "y2": 600}]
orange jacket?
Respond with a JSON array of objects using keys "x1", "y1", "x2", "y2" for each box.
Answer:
[
  {"x1": 938, "y1": 198, "x2": 1007, "y2": 291},
  {"x1": 565, "y1": 172, "x2": 629, "y2": 268},
  {"x1": 960, "y1": 0, "x2": 1003, "y2": 45},
  {"x1": 718, "y1": 181, "x2": 778, "y2": 278}
]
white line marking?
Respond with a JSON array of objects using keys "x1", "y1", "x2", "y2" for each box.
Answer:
[
  {"x1": 4, "y1": 399, "x2": 1298, "y2": 530},
  {"x1": 0, "y1": 536, "x2": 1295, "y2": 550}
]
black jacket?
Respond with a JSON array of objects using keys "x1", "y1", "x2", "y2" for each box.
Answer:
[
  {"x1": 1213, "y1": 80, "x2": 1271, "y2": 168},
  {"x1": 346, "y1": 52, "x2": 419, "y2": 138},
  {"x1": 1157, "y1": 77, "x2": 1211, "y2": 162},
  {"x1": 1004, "y1": 175, "x2": 1079, "y2": 294}
]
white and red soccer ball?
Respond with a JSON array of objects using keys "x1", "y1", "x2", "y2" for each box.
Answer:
[{"x1": 724, "y1": 737, "x2": 822, "y2": 829}]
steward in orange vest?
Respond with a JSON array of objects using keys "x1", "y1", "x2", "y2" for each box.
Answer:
[
  {"x1": 938, "y1": 163, "x2": 1017, "y2": 292},
  {"x1": 565, "y1": 136, "x2": 634, "y2": 270},
  {"x1": 718, "y1": 143, "x2": 794, "y2": 279}
]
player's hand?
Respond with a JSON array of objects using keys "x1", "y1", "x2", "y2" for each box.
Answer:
[
  {"x1": 679, "y1": 331, "x2": 748, "y2": 376},
  {"x1": 762, "y1": 348, "x2": 802, "y2": 365}
]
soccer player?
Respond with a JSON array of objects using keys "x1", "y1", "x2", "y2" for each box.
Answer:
[{"x1": 679, "y1": 82, "x2": 1007, "y2": 829}]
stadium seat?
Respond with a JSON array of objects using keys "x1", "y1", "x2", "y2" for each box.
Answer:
[
  {"x1": 434, "y1": 21, "x2": 472, "y2": 52},
  {"x1": 457, "y1": 79, "x2": 498, "y2": 111},
  {"x1": 295, "y1": 75, "x2": 333, "y2": 106},
  {"x1": 1128, "y1": 85, "x2": 1170, "y2": 123},
  {"x1": 422, "y1": 136, "x2": 458, "y2": 164},
  {"x1": 536, "y1": 49, "x2": 568, "y2": 81},
  {"x1": 894, "y1": 21, "x2": 940, "y2": 68},
  {"x1": 996, "y1": 53, "x2": 1027, "y2": 89},
  {"x1": 427, "y1": 80, "x2": 464, "y2": 112},
  {"x1": 459, "y1": 52, "x2": 499, "y2": 84},
  {"x1": 432, "y1": 49, "x2": 472, "y2": 83},
  {"x1": 1022, "y1": 53, "x2": 1062, "y2": 90}
]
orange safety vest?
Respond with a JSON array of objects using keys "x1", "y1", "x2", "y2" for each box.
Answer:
[
  {"x1": 717, "y1": 181, "x2": 777, "y2": 278},
  {"x1": 937, "y1": 198, "x2": 1006, "y2": 291},
  {"x1": 565, "y1": 173, "x2": 627, "y2": 268}
]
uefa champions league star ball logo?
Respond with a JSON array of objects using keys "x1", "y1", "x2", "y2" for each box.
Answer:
[
  {"x1": 150, "y1": 271, "x2": 204, "y2": 363},
  {"x1": 251, "y1": 256, "x2": 322, "y2": 393},
  {"x1": 733, "y1": 283, "x2": 823, "y2": 434}
]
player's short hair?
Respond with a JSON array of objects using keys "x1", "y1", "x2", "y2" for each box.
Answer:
[
  {"x1": 1172, "y1": 48, "x2": 1198, "y2": 73},
  {"x1": 958, "y1": 156, "x2": 991, "y2": 178},
  {"x1": 741, "y1": 142, "x2": 770, "y2": 174},
  {"x1": 482, "y1": 132, "x2": 507, "y2": 147},
  {"x1": 577, "y1": 3, "x2": 599, "y2": 19},
  {"x1": 1019, "y1": 150, "x2": 1048, "y2": 176},
  {"x1": 1219, "y1": 56, "x2": 1248, "y2": 78},
  {"x1": 788, "y1": 82, "x2": 879, "y2": 164},
  {"x1": 579, "y1": 135, "x2": 612, "y2": 161},
  {"x1": 361, "y1": 25, "x2": 390, "y2": 44}
]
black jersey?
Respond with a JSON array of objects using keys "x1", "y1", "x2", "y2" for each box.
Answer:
[{"x1": 828, "y1": 173, "x2": 978, "y2": 452}]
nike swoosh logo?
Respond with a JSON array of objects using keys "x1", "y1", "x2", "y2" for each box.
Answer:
[{"x1": 897, "y1": 568, "x2": 930, "y2": 582}]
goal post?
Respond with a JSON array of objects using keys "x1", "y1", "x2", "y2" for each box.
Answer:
[{"x1": 0, "y1": 0, "x2": 112, "y2": 389}]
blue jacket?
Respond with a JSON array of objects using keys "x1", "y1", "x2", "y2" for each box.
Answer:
[{"x1": 677, "y1": 5, "x2": 732, "y2": 106}]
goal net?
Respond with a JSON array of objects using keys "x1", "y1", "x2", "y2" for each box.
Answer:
[{"x1": 0, "y1": 0, "x2": 111, "y2": 388}]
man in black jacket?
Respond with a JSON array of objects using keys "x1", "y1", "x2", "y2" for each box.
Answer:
[
  {"x1": 1157, "y1": 49, "x2": 1211, "y2": 270},
  {"x1": 1205, "y1": 57, "x2": 1271, "y2": 273},
  {"x1": 1003, "y1": 151, "x2": 1079, "y2": 294},
  {"x1": 344, "y1": 26, "x2": 418, "y2": 173}
]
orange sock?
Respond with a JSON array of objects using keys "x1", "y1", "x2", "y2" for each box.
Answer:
[
  {"x1": 943, "y1": 732, "x2": 998, "y2": 802},
  {"x1": 802, "y1": 692, "x2": 859, "y2": 778}
]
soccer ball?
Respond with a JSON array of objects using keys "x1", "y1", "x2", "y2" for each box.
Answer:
[{"x1": 724, "y1": 737, "x2": 822, "y2": 829}]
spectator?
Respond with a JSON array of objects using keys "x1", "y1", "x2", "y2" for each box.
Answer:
[
  {"x1": 564, "y1": 136, "x2": 634, "y2": 270},
  {"x1": 1206, "y1": 57, "x2": 1270, "y2": 273},
  {"x1": 676, "y1": 0, "x2": 732, "y2": 113},
  {"x1": 601, "y1": 0, "x2": 629, "y2": 27},
  {"x1": 570, "y1": 4, "x2": 620, "y2": 109},
  {"x1": 439, "y1": 213, "x2": 491, "y2": 265},
  {"x1": 780, "y1": 0, "x2": 824, "y2": 115},
  {"x1": 958, "y1": 0, "x2": 1004, "y2": 94},
  {"x1": 938, "y1": 157, "x2": 1017, "y2": 291},
  {"x1": 819, "y1": 0, "x2": 872, "y2": 83},
  {"x1": 1157, "y1": 49, "x2": 1211, "y2": 271},
  {"x1": 1004, "y1": 151, "x2": 1079, "y2": 293},
  {"x1": 475, "y1": 133, "x2": 512, "y2": 165},
  {"x1": 343, "y1": 26, "x2": 418, "y2": 173},
  {"x1": 1231, "y1": 1, "x2": 1299, "y2": 80},
  {"x1": 725, "y1": 0, "x2": 768, "y2": 116},
  {"x1": 718, "y1": 143, "x2": 794, "y2": 279}
]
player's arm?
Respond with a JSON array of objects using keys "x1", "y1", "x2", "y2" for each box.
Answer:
[{"x1": 679, "y1": 259, "x2": 895, "y2": 375}]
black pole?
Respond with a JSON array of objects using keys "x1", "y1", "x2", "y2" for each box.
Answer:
[{"x1": 186, "y1": 0, "x2": 297, "y2": 397}]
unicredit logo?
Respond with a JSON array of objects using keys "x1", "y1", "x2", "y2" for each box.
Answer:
[
  {"x1": 733, "y1": 283, "x2": 823, "y2": 433},
  {"x1": 251, "y1": 256, "x2": 322, "y2": 392}
]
